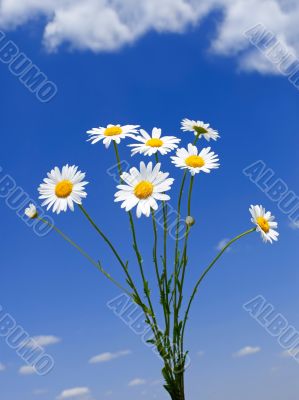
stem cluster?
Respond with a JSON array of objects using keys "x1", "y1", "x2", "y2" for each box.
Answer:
[{"x1": 39, "y1": 140, "x2": 256, "y2": 400}]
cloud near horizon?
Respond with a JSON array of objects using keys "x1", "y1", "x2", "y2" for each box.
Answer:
[
  {"x1": 128, "y1": 378, "x2": 147, "y2": 387},
  {"x1": 24, "y1": 335, "x2": 61, "y2": 349},
  {"x1": 1, "y1": 0, "x2": 299, "y2": 74},
  {"x1": 57, "y1": 387, "x2": 91, "y2": 399},
  {"x1": 88, "y1": 349, "x2": 131, "y2": 364},
  {"x1": 233, "y1": 346, "x2": 261, "y2": 358}
]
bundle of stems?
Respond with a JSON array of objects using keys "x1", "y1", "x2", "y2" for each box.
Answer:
[{"x1": 37, "y1": 134, "x2": 257, "y2": 400}]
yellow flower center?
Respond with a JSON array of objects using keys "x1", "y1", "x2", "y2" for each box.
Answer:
[
  {"x1": 146, "y1": 138, "x2": 163, "y2": 147},
  {"x1": 185, "y1": 155, "x2": 205, "y2": 168},
  {"x1": 104, "y1": 126, "x2": 123, "y2": 136},
  {"x1": 256, "y1": 217, "x2": 270, "y2": 233},
  {"x1": 134, "y1": 181, "x2": 154, "y2": 199},
  {"x1": 55, "y1": 180, "x2": 73, "y2": 198},
  {"x1": 193, "y1": 125, "x2": 208, "y2": 135}
]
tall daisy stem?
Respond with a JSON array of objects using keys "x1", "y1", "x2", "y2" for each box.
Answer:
[
  {"x1": 154, "y1": 153, "x2": 170, "y2": 337},
  {"x1": 78, "y1": 204, "x2": 127, "y2": 269},
  {"x1": 176, "y1": 175, "x2": 195, "y2": 313},
  {"x1": 77, "y1": 204, "x2": 150, "y2": 315},
  {"x1": 112, "y1": 142, "x2": 160, "y2": 335},
  {"x1": 180, "y1": 227, "x2": 256, "y2": 355},
  {"x1": 37, "y1": 217, "x2": 131, "y2": 296}
]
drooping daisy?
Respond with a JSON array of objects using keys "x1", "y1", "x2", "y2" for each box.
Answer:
[
  {"x1": 114, "y1": 162, "x2": 174, "y2": 218},
  {"x1": 38, "y1": 165, "x2": 88, "y2": 214},
  {"x1": 181, "y1": 118, "x2": 220, "y2": 141},
  {"x1": 86, "y1": 124, "x2": 140, "y2": 148},
  {"x1": 25, "y1": 203, "x2": 38, "y2": 219},
  {"x1": 128, "y1": 127, "x2": 180, "y2": 156},
  {"x1": 249, "y1": 205, "x2": 279, "y2": 244},
  {"x1": 171, "y1": 144, "x2": 220, "y2": 176}
]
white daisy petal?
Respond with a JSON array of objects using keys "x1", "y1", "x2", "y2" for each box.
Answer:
[
  {"x1": 25, "y1": 203, "x2": 38, "y2": 219},
  {"x1": 171, "y1": 144, "x2": 220, "y2": 175},
  {"x1": 249, "y1": 205, "x2": 279, "y2": 244},
  {"x1": 38, "y1": 165, "x2": 88, "y2": 214},
  {"x1": 86, "y1": 124, "x2": 140, "y2": 148},
  {"x1": 114, "y1": 162, "x2": 174, "y2": 217},
  {"x1": 128, "y1": 127, "x2": 180, "y2": 157},
  {"x1": 181, "y1": 118, "x2": 220, "y2": 141}
]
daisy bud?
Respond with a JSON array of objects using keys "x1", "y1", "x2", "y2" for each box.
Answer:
[
  {"x1": 185, "y1": 216, "x2": 195, "y2": 226},
  {"x1": 25, "y1": 204, "x2": 38, "y2": 219}
]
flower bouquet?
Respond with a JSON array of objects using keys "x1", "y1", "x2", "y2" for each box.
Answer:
[{"x1": 26, "y1": 119, "x2": 279, "y2": 400}]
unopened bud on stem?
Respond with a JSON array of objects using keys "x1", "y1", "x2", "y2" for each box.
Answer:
[{"x1": 185, "y1": 216, "x2": 195, "y2": 227}]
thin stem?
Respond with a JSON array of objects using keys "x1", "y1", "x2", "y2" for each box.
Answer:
[
  {"x1": 38, "y1": 217, "x2": 131, "y2": 296},
  {"x1": 78, "y1": 204, "x2": 150, "y2": 316},
  {"x1": 112, "y1": 142, "x2": 160, "y2": 335},
  {"x1": 187, "y1": 176, "x2": 194, "y2": 216},
  {"x1": 180, "y1": 227, "x2": 256, "y2": 354},
  {"x1": 78, "y1": 204, "x2": 127, "y2": 269},
  {"x1": 152, "y1": 210, "x2": 173, "y2": 363},
  {"x1": 155, "y1": 153, "x2": 170, "y2": 337},
  {"x1": 175, "y1": 175, "x2": 195, "y2": 358}
]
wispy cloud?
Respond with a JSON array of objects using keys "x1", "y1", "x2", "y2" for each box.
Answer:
[
  {"x1": 0, "y1": 362, "x2": 6, "y2": 372},
  {"x1": 19, "y1": 365, "x2": 37, "y2": 375},
  {"x1": 289, "y1": 221, "x2": 299, "y2": 230},
  {"x1": 1, "y1": 0, "x2": 299, "y2": 75},
  {"x1": 216, "y1": 238, "x2": 230, "y2": 251},
  {"x1": 233, "y1": 346, "x2": 261, "y2": 358},
  {"x1": 57, "y1": 387, "x2": 91, "y2": 399},
  {"x1": 281, "y1": 349, "x2": 298, "y2": 358},
  {"x1": 24, "y1": 335, "x2": 61, "y2": 349},
  {"x1": 89, "y1": 349, "x2": 131, "y2": 364},
  {"x1": 128, "y1": 378, "x2": 146, "y2": 387},
  {"x1": 33, "y1": 389, "x2": 48, "y2": 396}
]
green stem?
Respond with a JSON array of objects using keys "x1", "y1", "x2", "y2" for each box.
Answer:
[
  {"x1": 154, "y1": 153, "x2": 170, "y2": 337},
  {"x1": 175, "y1": 175, "x2": 195, "y2": 358},
  {"x1": 172, "y1": 170, "x2": 188, "y2": 362},
  {"x1": 187, "y1": 176, "x2": 194, "y2": 216},
  {"x1": 78, "y1": 204, "x2": 150, "y2": 315},
  {"x1": 151, "y1": 210, "x2": 172, "y2": 363},
  {"x1": 180, "y1": 227, "x2": 256, "y2": 355},
  {"x1": 78, "y1": 204, "x2": 127, "y2": 269},
  {"x1": 38, "y1": 217, "x2": 131, "y2": 296},
  {"x1": 112, "y1": 142, "x2": 160, "y2": 335}
]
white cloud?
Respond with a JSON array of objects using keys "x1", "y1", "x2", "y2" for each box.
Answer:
[
  {"x1": 33, "y1": 389, "x2": 48, "y2": 396},
  {"x1": 57, "y1": 387, "x2": 90, "y2": 399},
  {"x1": 128, "y1": 378, "x2": 147, "y2": 387},
  {"x1": 89, "y1": 349, "x2": 131, "y2": 364},
  {"x1": 1, "y1": 0, "x2": 299, "y2": 74},
  {"x1": 281, "y1": 348, "x2": 299, "y2": 358},
  {"x1": 19, "y1": 365, "x2": 37, "y2": 375},
  {"x1": 216, "y1": 238, "x2": 230, "y2": 251},
  {"x1": 289, "y1": 221, "x2": 299, "y2": 230},
  {"x1": 24, "y1": 335, "x2": 61, "y2": 349},
  {"x1": 233, "y1": 346, "x2": 261, "y2": 358},
  {"x1": 197, "y1": 350, "x2": 205, "y2": 357},
  {"x1": 0, "y1": 362, "x2": 6, "y2": 371}
]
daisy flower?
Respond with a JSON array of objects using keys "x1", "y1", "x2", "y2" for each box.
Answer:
[
  {"x1": 114, "y1": 162, "x2": 174, "y2": 218},
  {"x1": 181, "y1": 118, "x2": 220, "y2": 141},
  {"x1": 86, "y1": 124, "x2": 139, "y2": 148},
  {"x1": 38, "y1": 165, "x2": 88, "y2": 214},
  {"x1": 249, "y1": 205, "x2": 279, "y2": 244},
  {"x1": 25, "y1": 203, "x2": 38, "y2": 219},
  {"x1": 171, "y1": 144, "x2": 220, "y2": 176},
  {"x1": 128, "y1": 127, "x2": 180, "y2": 156}
]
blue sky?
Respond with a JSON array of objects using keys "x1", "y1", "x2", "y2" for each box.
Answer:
[{"x1": 1, "y1": 4, "x2": 299, "y2": 400}]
